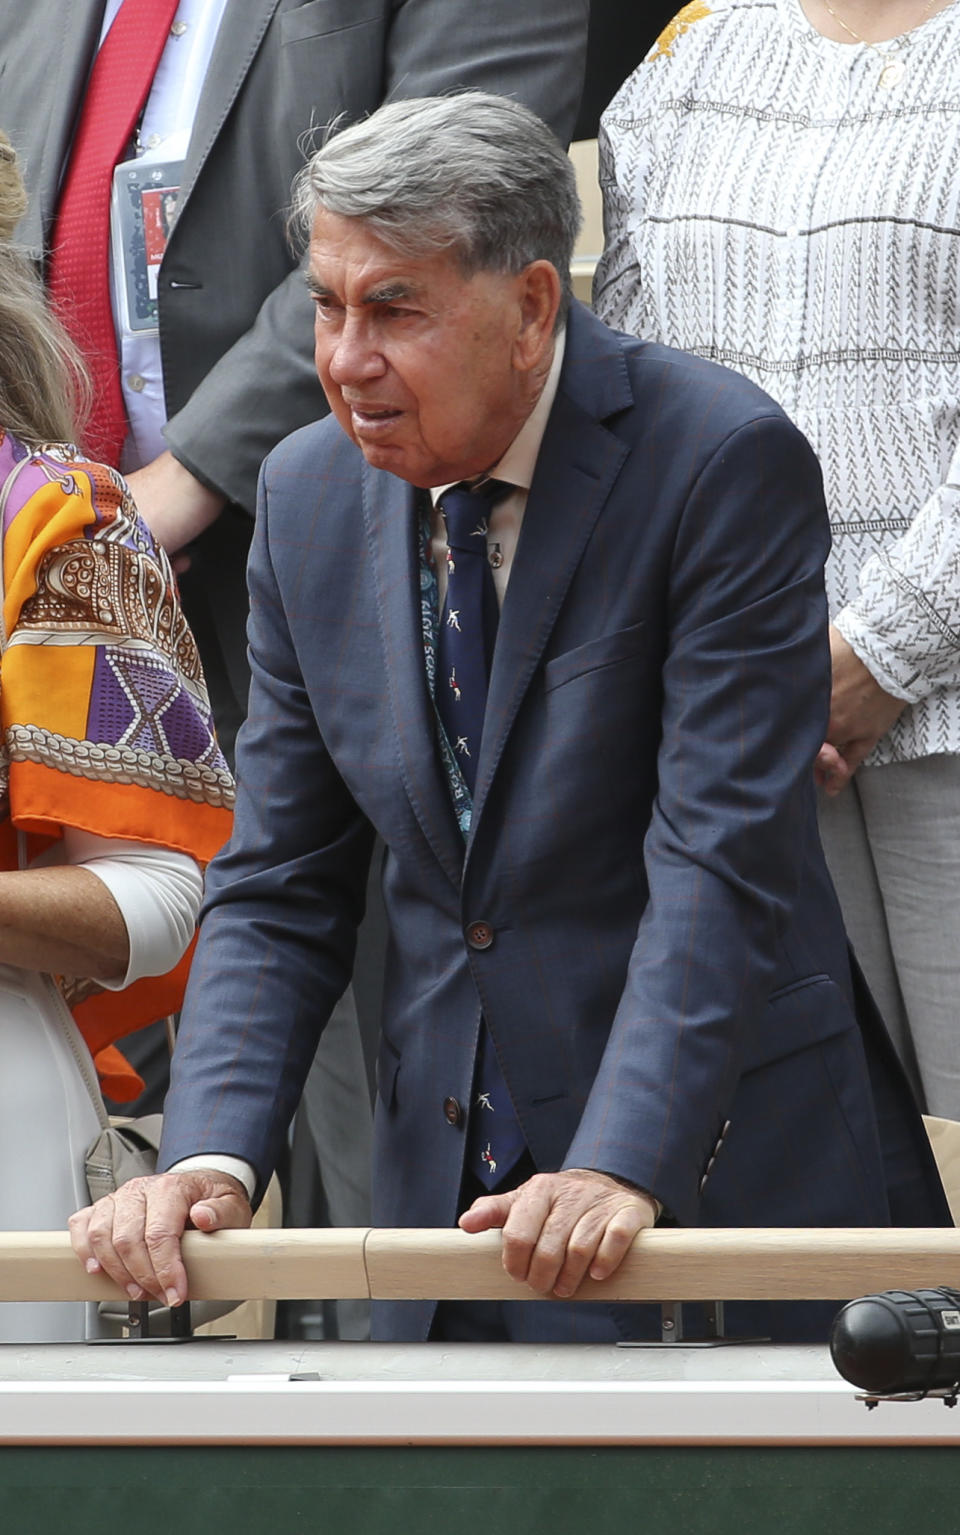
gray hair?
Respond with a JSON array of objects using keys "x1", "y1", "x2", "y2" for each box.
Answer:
[
  {"x1": 0, "y1": 132, "x2": 89, "y2": 447},
  {"x1": 291, "y1": 92, "x2": 582, "y2": 319}
]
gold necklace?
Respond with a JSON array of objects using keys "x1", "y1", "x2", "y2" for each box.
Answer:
[{"x1": 819, "y1": 0, "x2": 942, "y2": 87}]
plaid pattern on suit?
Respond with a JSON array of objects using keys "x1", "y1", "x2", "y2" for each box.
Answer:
[{"x1": 161, "y1": 303, "x2": 948, "y2": 1342}]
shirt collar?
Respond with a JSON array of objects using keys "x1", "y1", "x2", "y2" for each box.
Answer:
[{"x1": 430, "y1": 327, "x2": 566, "y2": 506}]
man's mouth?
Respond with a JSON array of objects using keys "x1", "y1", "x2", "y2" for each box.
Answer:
[{"x1": 348, "y1": 403, "x2": 402, "y2": 426}]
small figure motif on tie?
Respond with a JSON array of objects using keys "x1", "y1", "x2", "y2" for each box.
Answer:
[
  {"x1": 446, "y1": 608, "x2": 461, "y2": 631},
  {"x1": 455, "y1": 735, "x2": 471, "y2": 758},
  {"x1": 481, "y1": 1143, "x2": 498, "y2": 1179},
  {"x1": 449, "y1": 668, "x2": 461, "y2": 702}
]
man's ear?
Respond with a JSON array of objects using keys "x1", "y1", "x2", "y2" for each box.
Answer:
[{"x1": 513, "y1": 260, "x2": 562, "y2": 372}]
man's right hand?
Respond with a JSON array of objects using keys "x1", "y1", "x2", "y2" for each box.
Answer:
[{"x1": 68, "y1": 1171, "x2": 252, "y2": 1308}]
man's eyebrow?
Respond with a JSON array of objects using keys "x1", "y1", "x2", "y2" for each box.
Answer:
[
  {"x1": 304, "y1": 276, "x2": 420, "y2": 304},
  {"x1": 361, "y1": 282, "x2": 419, "y2": 305}
]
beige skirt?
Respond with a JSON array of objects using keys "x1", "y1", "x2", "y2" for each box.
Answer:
[{"x1": 0, "y1": 963, "x2": 104, "y2": 1342}]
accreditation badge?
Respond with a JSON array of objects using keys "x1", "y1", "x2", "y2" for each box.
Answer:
[{"x1": 111, "y1": 157, "x2": 185, "y2": 337}]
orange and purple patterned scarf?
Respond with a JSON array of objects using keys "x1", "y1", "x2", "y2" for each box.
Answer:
[{"x1": 0, "y1": 429, "x2": 234, "y2": 1098}]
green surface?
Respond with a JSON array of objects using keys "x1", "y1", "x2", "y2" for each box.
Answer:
[{"x1": 1, "y1": 1447, "x2": 959, "y2": 1534}]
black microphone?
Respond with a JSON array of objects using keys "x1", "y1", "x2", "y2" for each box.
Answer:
[{"x1": 830, "y1": 1288, "x2": 960, "y2": 1395}]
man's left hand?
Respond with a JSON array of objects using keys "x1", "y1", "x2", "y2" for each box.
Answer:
[
  {"x1": 815, "y1": 626, "x2": 906, "y2": 795},
  {"x1": 459, "y1": 1168, "x2": 658, "y2": 1298},
  {"x1": 125, "y1": 450, "x2": 225, "y2": 569}
]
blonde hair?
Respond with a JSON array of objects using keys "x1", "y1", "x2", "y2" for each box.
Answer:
[{"x1": 0, "y1": 131, "x2": 89, "y2": 447}]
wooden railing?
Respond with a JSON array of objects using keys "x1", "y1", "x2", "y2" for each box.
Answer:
[{"x1": 1, "y1": 1227, "x2": 960, "y2": 1304}]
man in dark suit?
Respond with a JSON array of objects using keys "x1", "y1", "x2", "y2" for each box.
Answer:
[{"x1": 70, "y1": 93, "x2": 948, "y2": 1343}]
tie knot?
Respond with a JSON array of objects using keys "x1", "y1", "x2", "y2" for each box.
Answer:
[{"x1": 440, "y1": 480, "x2": 508, "y2": 551}]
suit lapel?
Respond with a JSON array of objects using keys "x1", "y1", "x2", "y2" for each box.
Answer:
[
  {"x1": 361, "y1": 463, "x2": 464, "y2": 888},
  {"x1": 469, "y1": 308, "x2": 634, "y2": 843},
  {"x1": 177, "y1": 0, "x2": 279, "y2": 215}
]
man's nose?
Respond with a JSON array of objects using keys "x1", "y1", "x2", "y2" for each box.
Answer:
[{"x1": 327, "y1": 315, "x2": 386, "y2": 384}]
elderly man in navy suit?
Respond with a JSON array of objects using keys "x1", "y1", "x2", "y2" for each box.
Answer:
[{"x1": 70, "y1": 93, "x2": 947, "y2": 1343}]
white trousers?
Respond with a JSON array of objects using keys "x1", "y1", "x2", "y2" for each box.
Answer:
[
  {"x1": 818, "y1": 753, "x2": 960, "y2": 1120},
  {"x1": 0, "y1": 964, "x2": 104, "y2": 1341}
]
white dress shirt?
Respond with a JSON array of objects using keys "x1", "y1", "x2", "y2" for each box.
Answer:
[{"x1": 429, "y1": 330, "x2": 566, "y2": 606}]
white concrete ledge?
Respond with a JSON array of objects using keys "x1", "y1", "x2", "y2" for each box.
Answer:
[{"x1": 0, "y1": 1373, "x2": 956, "y2": 1445}]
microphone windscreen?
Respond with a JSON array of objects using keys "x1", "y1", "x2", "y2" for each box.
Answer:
[
  {"x1": 831, "y1": 1288, "x2": 960, "y2": 1396},
  {"x1": 830, "y1": 1296, "x2": 916, "y2": 1393}
]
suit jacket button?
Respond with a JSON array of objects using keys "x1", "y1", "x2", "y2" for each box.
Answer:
[
  {"x1": 443, "y1": 1096, "x2": 464, "y2": 1127},
  {"x1": 466, "y1": 921, "x2": 494, "y2": 950}
]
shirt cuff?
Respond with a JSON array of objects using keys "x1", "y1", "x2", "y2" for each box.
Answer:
[{"x1": 167, "y1": 1155, "x2": 256, "y2": 1201}]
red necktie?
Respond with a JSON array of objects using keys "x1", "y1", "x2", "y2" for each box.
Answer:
[{"x1": 48, "y1": 0, "x2": 182, "y2": 465}]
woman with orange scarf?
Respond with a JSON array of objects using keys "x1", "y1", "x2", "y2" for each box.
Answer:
[{"x1": 0, "y1": 133, "x2": 233, "y2": 1340}]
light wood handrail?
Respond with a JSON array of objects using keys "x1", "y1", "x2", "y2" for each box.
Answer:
[{"x1": 1, "y1": 1227, "x2": 959, "y2": 1304}]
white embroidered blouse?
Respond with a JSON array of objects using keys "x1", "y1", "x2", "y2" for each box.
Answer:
[{"x1": 595, "y1": 0, "x2": 960, "y2": 764}]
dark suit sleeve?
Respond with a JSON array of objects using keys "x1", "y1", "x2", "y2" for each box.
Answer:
[
  {"x1": 564, "y1": 412, "x2": 834, "y2": 1224},
  {"x1": 157, "y1": 466, "x2": 375, "y2": 1196},
  {"x1": 163, "y1": 0, "x2": 589, "y2": 513}
]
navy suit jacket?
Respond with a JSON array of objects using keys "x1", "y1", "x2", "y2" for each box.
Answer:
[{"x1": 161, "y1": 303, "x2": 947, "y2": 1339}]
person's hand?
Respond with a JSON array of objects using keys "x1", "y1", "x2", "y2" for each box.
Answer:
[
  {"x1": 815, "y1": 626, "x2": 906, "y2": 795},
  {"x1": 814, "y1": 740, "x2": 856, "y2": 796},
  {"x1": 125, "y1": 450, "x2": 225, "y2": 571},
  {"x1": 458, "y1": 1168, "x2": 658, "y2": 1298},
  {"x1": 68, "y1": 1170, "x2": 252, "y2": 1308}
]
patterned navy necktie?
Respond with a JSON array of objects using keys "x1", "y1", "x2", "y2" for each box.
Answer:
[
  {"x1": 434, "y1": 480, "x2": 503, "y2": 794},
  {"x1": 434, "y1": 480, "x2": 527, "y2": 1186}
]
